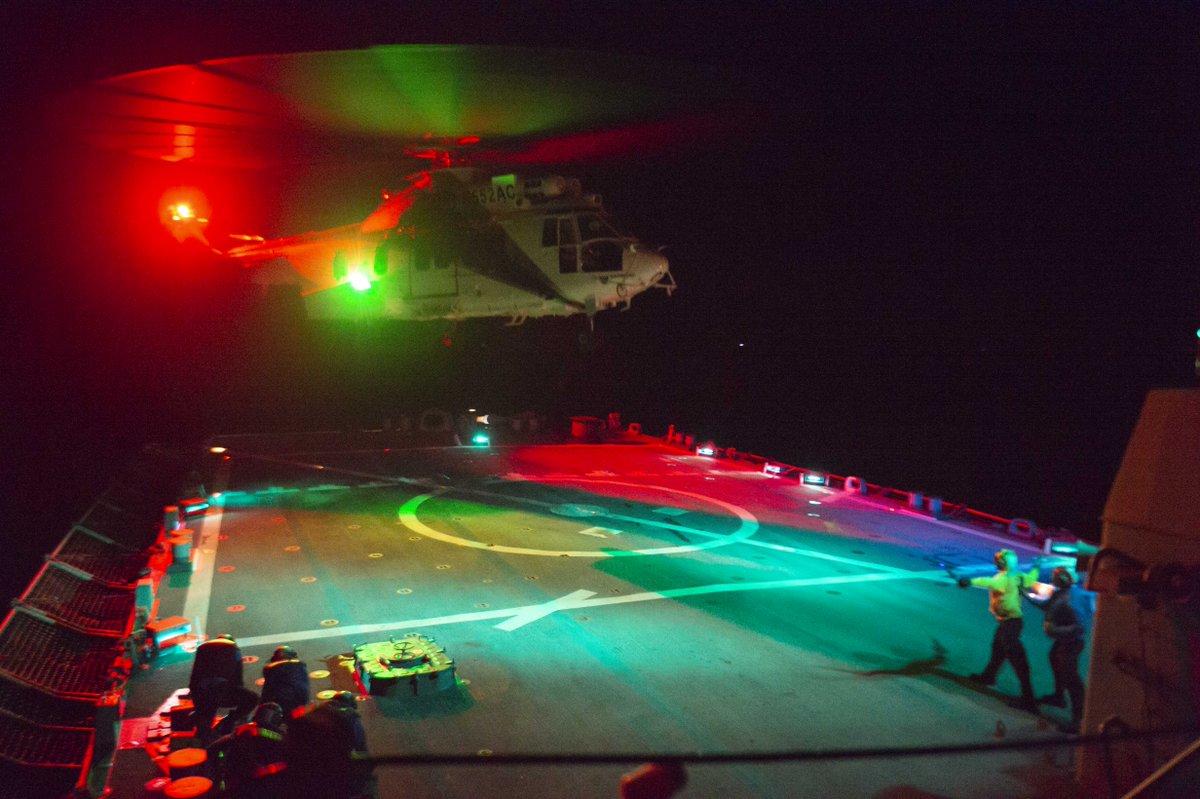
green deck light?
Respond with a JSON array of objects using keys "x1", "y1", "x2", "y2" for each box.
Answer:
[
  {"x1": 348, "y1": 271, "x2": 372, "y2": 291},
  {"x1": 471, "y1": 432, "x2": 490, "y2": 446}
]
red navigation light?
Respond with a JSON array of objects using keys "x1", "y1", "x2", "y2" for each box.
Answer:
[{"x1": 159, "y1": 187, "x2": 211, "y2": 243}]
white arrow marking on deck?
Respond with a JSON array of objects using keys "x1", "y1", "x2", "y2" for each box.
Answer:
[
  {"x1": 577, "y1": 526, "x2": 620, "y2": 538},
  {"x1": 234, "y1": 569, "x2": 950, "y2": 648},
  {"x1": 494, "y1": 589, "x2": 597, "y2": 631}
]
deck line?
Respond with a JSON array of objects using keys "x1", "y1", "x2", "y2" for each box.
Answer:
[
  {"x1": 181, "y1": 467, "x2": 229, "y2": 639},
  {"x1": 234, "y1": 568, "x2": 949, "y2": 648}
]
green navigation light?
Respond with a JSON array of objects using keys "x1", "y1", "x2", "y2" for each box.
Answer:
[{"x1": 348, "y1": 271, "x2": 372, "y2": 291}]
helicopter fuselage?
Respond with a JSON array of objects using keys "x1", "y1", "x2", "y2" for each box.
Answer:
[{"x1": 229, "y1": 169, "x2": 674, "y2": 323}]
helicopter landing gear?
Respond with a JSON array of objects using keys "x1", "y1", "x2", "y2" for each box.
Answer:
[{"x1": 576, "y1": 315, "x2": 604, "y2": 353}]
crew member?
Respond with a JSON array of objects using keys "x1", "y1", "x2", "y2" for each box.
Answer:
[
  {"x1": 958, "y1": 549, "x2": 1041, "y2": 712},
  {"x1": 208, "y1": 701, "x2": 287, "y2": 796},
  {"x1": 262, "y1": 645, "x2": 311, "y2": 719},
  {"x1": 188, "y1": 633, "x2": 259, "y2": 744},
  {"x1": 284, "y1": 691, "x2": 373, "y2": 798},
  {"x1": 1027, "y1": 566, "x2": 1094, "y2": 733}
]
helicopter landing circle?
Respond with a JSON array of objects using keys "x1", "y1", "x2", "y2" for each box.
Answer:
[{"x1": 397, "y1": 479, "x2": 758, "y2": 558}]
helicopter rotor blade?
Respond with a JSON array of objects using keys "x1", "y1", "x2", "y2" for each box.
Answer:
[{"x1": 52, "y1": 45, "x2": 743, "y2": 170}]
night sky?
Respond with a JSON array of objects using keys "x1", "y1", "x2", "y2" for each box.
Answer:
[{"x1": 2, "y1": 4, "x2": 1197, "y2": 603}]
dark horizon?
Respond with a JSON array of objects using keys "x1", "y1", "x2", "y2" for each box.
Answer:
[{"x1": 3, "y1": 4, "x2": 1197, "y2": 603}]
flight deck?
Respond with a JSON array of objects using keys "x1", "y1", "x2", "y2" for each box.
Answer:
[{"x1": 108, "y1": 431, "x2": 1083, "y2": 798}]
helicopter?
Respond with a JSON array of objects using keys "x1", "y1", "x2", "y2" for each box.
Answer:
[
  {"x1": 165, "y1": 159, "x2": 675, "y2": 325},
  {"x1": 56, "y1": 45, "x2": 739, "y2": 327}
]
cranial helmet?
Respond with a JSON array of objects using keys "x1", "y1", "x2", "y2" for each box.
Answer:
[
  {"x1": 1051, "y1": 566, "x2": 1074, "y2": 589},
  {"x1": 329, "y1": 690, "x2": 357, "y2": 708},
  {"x1": 994, "y1": 549, "x2": 1017, "y2": 571},
  {"x1": 271, "y1": 645, "x2": 298, "y2": 662},
  {"x1": 254, "y1": 702, "x2": 284, "y2": 731}
]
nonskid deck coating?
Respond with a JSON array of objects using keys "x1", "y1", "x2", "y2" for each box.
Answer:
[{"x1": 120, "y1": 441, "x2": 1082, "y2": 798}]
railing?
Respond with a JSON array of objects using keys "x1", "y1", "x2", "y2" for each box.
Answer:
[
  {"x1": 658, "y1": 426, "x2": 1073, "y2": 548},
  {"x1": 0, "y1": 444, "x2": 187, "y2": 797}
]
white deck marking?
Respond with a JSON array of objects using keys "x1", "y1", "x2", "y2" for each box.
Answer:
[
  {"x1": 234, "y1": 569, "x2": 950, "y2": 648},
  {"x1": 494, "y1": 589, "x2": 597, "y2": 631},
  {"x1": 397, "y1": 479, "x2": 924, "y2": 579},
  {"x1": 577, "y1": 526, "x2": 620, "y2": 538},
  {"x1": 182, "y1": 468, "x2": 229, "y2": 639}
]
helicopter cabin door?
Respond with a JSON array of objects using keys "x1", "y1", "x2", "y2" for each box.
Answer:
[{"x1": 408, "y1": 240, "x2": 458, "y2": 298}]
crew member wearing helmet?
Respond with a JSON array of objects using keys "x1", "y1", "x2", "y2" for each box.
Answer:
[
  {"x1": 208, "y1": 701, "x2": 286, "y2": 795},
  {"x1": 958, "y1": 549, "x2": 1041, "y2": 712},
  {"x1": 262, "y1": 644, "x2": 311, "y2": 719},
  {"x1": 188, "y1": 634, "x2": 260, "y2": 743},
  {"x1": 1026, "y1": 566, "x2": 1094, "y2": 733},
  {"x1": 284, "y1": 691, "x2": 373, "y2": 798}
]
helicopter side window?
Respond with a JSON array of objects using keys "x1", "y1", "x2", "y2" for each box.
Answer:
[{"x1": 557, "y1": 217, "x2": 579, "y2": 274}]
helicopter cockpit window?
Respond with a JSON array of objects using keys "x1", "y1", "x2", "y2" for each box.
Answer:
[
  {"x1": 574, "y1": 214, "x2": 623, "y2": 273},
  {"x1": 576, "y1": 213, "x2": 623, "y2": 243}
]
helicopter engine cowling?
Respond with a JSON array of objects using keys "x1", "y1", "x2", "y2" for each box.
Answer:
[
  {"x1": 519, "y1": 175, "x2": 582, "y2": 201},
  {"x1": 520, "y1": 176, "x2": 566, "y2": 200}
]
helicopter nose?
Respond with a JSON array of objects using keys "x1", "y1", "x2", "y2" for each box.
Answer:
[{"x1": 626, "y1": 248, "x2": 670, "y2": 287}]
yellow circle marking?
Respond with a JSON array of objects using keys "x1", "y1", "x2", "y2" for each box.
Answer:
[{"x1": 397, "y1": 480, "x2": 758, "y2": 558}]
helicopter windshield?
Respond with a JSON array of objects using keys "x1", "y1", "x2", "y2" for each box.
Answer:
[{"x1": 576, "y1": 213, "x2": 630, "y2": 243}]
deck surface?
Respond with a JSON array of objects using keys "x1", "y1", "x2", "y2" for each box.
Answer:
[{"x1": 115, "y1": 438, "x2": 1083, "y2": 798}]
